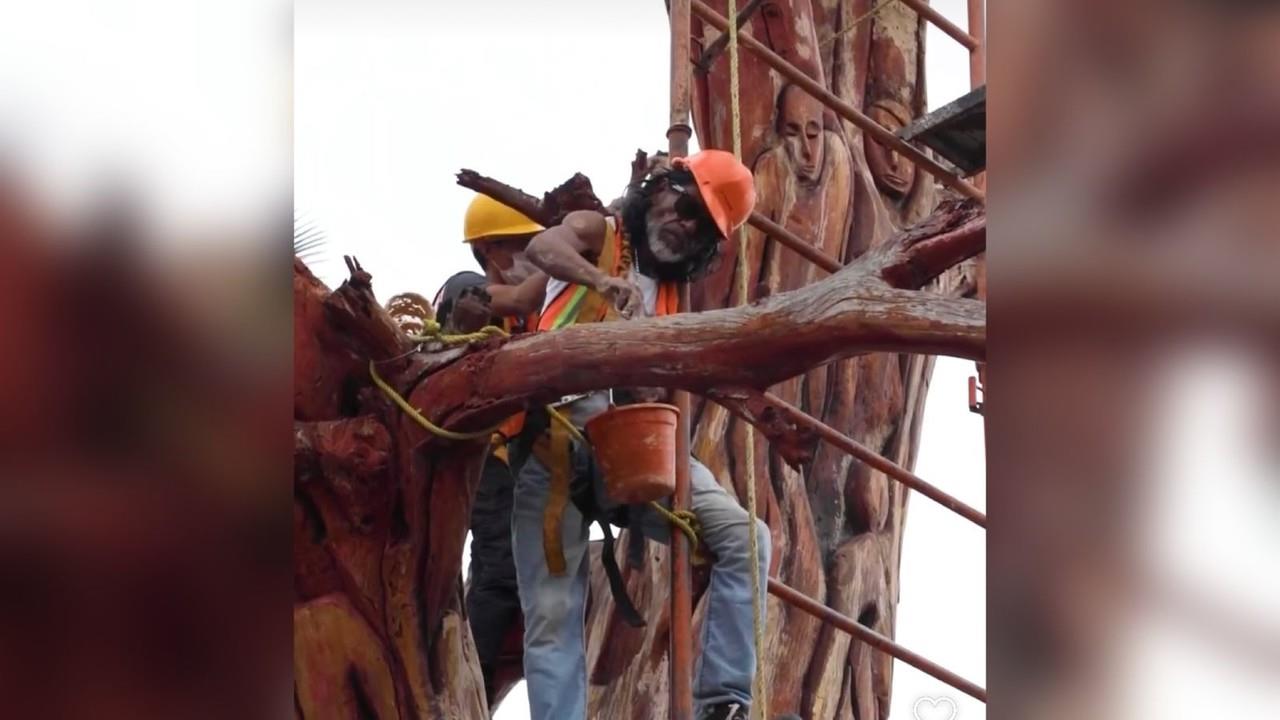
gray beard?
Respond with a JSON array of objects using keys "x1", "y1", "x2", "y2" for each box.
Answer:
[{"x1": 646, "y1": 225, "x2": 686, "y2": 263}]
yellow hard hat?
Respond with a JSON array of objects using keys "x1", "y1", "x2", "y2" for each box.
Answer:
[{"x1": 463, "y1": 194, "x2": 545, "y2": 243}]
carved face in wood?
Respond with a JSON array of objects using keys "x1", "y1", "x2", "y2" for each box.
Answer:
[
  {"x1": 865, "y1": 99, "x2": 916, "y2": 199},
  {"x1": 778, "y1": 84, "x2": 825, "y2": 184}
]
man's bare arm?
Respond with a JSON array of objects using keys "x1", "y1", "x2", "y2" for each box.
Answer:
[
  {"x1": 526, "y1": 210, "x2": 645, "y2": 318},
  {"x1": 525, "y1": 211, "x2": 609, "y2": 289},
  {"x1": 486, "y1": 271, "x2": 547, "y2": 317}
]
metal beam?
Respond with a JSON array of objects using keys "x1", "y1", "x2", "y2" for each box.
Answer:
[
  {"x1": 967, "y1": 0, "x2": 986, "y2": 86},
  {"x1": 690, "y1": 0, "x2": 985, "y2": 203},
  {"x1": 694, "y1": 0, "x2": 766, "y2": 73},
  {"x1": 898, "y1": 0, "x2": 979, "y2": 51},
  {"x1": 747, "y1": 212, "x2": 843, "y2": 274},
  {"x1": 767, "y1": 578, "x2": 988, "y2": 702},
  {"x1": 667, "y1": 1, "x2": 695, "y2": 718},
  {"x1": 767, "y1": 393, "x2": 987, "y2": 528}
]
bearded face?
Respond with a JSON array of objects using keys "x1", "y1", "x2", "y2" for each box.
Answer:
[{"x1": 621, "y1": 171, "x2": 722, "y2": 282}]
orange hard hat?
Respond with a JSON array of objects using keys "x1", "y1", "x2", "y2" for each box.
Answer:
[{"x1": 673, "y1": 149, "x2": 756, "y2": 238}]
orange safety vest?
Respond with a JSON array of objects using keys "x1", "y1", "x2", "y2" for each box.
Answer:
[
  {"x1": 490, "y1": 311, "x2": 539, "y2": 463},
  {"x1": 537, "y1": 217, "x2": 678, "y2": 331}
]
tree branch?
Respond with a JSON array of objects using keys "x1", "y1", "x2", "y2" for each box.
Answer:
[
  {"x1": 454, "y1": 170, "x2": 548, "y2": 225},
  {"x1": 455, "y1": 169, "x2": 605, "y2": 228},
  {"x1": 401, "y1": 225, "x2": 985, "y2": 438},
  {"x1": 299, "y1": 200, "x2": 986, "y2": 449},
  {"x1": 872, "y1": 197, "x2": 986, "y2": 288}
]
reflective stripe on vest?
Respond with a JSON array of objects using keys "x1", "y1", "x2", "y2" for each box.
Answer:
[{"x1": 536, "y1": 217, "x2": 677, "y2": 330}]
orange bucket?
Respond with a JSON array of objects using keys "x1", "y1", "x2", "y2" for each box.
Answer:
[{"x1": 585, "y1": 403, "x2": 679, "y2": 504}]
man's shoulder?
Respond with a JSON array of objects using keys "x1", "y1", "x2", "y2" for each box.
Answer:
[
  {"x1": 561, "y1": 210, "x2": 609, "y2": 251},
  {"x1": 562, "y1": 209, "x2": 608, "y2": 234}
]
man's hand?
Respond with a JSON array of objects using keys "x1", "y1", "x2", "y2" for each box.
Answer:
[
  {"x1": 595, "y1": 276, "x2": 645, "y2": 319},
  {"x1": 448, "y1": 286, "x2": 493, "y2": 333}
]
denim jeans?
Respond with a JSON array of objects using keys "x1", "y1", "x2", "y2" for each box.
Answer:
[
  {"x1": 511, "y1": 401, "x2": 771, "y2": 720},
  {"x1": 465, "y1": 454, "x2": 521, "y2": 704}
]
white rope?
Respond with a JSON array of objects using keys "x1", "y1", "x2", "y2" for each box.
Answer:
[{"x1": 727, "y1": 2, "x2": 767, "y2": 716}]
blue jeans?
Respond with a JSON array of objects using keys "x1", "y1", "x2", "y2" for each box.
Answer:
[{"x1": 511, "y1": 411, "x2": 771, "y2": 720}]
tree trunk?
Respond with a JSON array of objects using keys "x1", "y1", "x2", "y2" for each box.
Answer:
[
  {"x1": 292, "y1": 184, "x2": 981, "y2": 718},
  {"x1": 583, "y1": 3, "x2": 977, "y2": 719}
]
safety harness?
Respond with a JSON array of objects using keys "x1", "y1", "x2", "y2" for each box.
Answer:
[
  {"x1": 516, "y1": 216, "x2": 678, "y2": 627},
  {"x1": 377, "y1": 216, "x2": 683, "y2": 629}
]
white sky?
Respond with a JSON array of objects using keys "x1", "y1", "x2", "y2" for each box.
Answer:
[
  {"x1": 295, "y1": 1, "x2": 985, "y2": 718},
  {"x1": 0, "y1": 0, "x2": 290, "y2": 246}
]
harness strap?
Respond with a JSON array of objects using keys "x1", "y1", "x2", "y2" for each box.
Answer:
[
  {"x1": 532, "y1": 421, "x2": 573, "y2": 576},
  {"x1": 626, "y1": 506, "x2": 648, "y2": 569},
  {"x1": 596, "y1": 520, "x2": 646, "y2": 628}
]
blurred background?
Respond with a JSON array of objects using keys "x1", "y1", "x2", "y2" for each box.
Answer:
[
  {"x1": 988, "y1": 1, "x2": 1280, "y2": 718},
  {"x1": 0, "y1": 1, "x2": 292, "y2": 718},
  {"x1": 0, "y1": 0, "x2": 1275, "y2": 718}
]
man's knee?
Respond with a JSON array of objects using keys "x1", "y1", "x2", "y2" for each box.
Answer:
[
  {"x1": 522, "y1": 576, "x2": 577, "y2": 641},
  {"x1": 704, "y1": 508, "x2": 770, "y2": 569}
]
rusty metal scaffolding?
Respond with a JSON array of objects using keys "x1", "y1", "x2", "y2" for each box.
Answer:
[
  {"x1": 665, "y1": 0, "x2": 988, "y2": 714},
  {"x1": 667, "y1": 2, "x2": 697, "y2": 720}
]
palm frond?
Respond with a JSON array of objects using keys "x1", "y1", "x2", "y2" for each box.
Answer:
[{"x1": 294, "y1": 213, "x2": 328, "y2": 263}]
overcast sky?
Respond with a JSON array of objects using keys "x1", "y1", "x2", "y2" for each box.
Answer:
[{"x1": 295, "y1": 2, "x2": 985, "y2": 718}]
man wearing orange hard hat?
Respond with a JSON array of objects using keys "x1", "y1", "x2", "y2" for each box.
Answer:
[{"x1": 505, "y1": 149, "x2": 769, "y2": 720}]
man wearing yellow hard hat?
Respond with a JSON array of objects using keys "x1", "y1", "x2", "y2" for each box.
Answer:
[
  {"x1": 462, "y1": 194, "x2": 549, "y2": 330},
  {"x1": 454, "y1": 194, "x2": 548, "y2": 706}
]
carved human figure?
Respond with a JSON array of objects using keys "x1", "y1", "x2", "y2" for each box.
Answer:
[
  {"x1": 747, "y1": 83, "x2": 852, "y2": 298},
  {"x1": 778, "y1": 83, "x2": 826, "y2": 186},
  {"x1": 864, "y1": 98, "x2": 916, "y2": 200}
]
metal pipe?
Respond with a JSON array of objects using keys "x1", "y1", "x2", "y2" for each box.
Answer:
[
  {"x1": 668, "y1": 2, "x2": 695, "y2": 718},
  {"x1": 747, "y1": 211, "x2": 843, "y2": 274},
  {"x1": 967, "y1": 0, "x2": 986, "y2": 87},
  {"x1": 690, "y1": 1, "x2": 985, "y2": 203},
  {"x1": 767, "y1": 578, "x2": 988, "y2": 702},
  {"x1": 766, "y1": 393, "x2": 987, "y2": 528},
  {"x1": 668, "y1": 0, "x2": 694, "y2": 159},
  {"x1": 897, "y1": 0, "x2": 979, "y2": 51},
  {"x1": 694, "y1": 0, "x2": 766, "y2": 73}
]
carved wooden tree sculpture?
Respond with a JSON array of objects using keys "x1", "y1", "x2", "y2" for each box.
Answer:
[
  {"x1": 294, "y1": 4, "x2": 982, "y2": 718},
  {"x1": 294, "y1": 198, "x2": 982, "y2": 720}
]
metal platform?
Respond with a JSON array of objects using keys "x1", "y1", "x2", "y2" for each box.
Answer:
[{"x1": 899, "y1": 85, "x2": 986, "y2": 176}]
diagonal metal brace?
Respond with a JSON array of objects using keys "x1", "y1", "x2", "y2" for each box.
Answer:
[{"x1": 694, "y1": 0, "x2": 766, "y2": 73}]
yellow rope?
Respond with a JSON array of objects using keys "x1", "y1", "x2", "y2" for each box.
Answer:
[
  {"x1": 368, "y1": 320, "x2": 513, "y2": 441},
  {"x1": 383, "y1": 316, "x2": 710, "y2": 561},
  {"x1": 728, "y1": 2, "x2": 768, "y2": 715},
  {"x1": 407, "y1": 318, "x2": 508, "y2": 346},
  {"x1": 820, "y1": 0, "x2": 896, "y2": 49},
  {"x1": 648, "y1": 502, "x2": 702, "y2": 550},
  {"x1": 369, "y1": 360, "x2": 505, "y2": 441},
  {"x1": 547, "y1": 403, "x2": 705, "y2": 559}
]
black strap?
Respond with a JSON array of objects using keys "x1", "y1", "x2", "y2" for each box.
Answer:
[
  {"x1": 521, "y1": 415, "x2": 649, "y2": 628},
  {"x1": 597, "y1": 519, "x2": 646, "y2": 628},
  {"x1": 626, "y1": 505, "x2": 647, "y2": 569}
]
